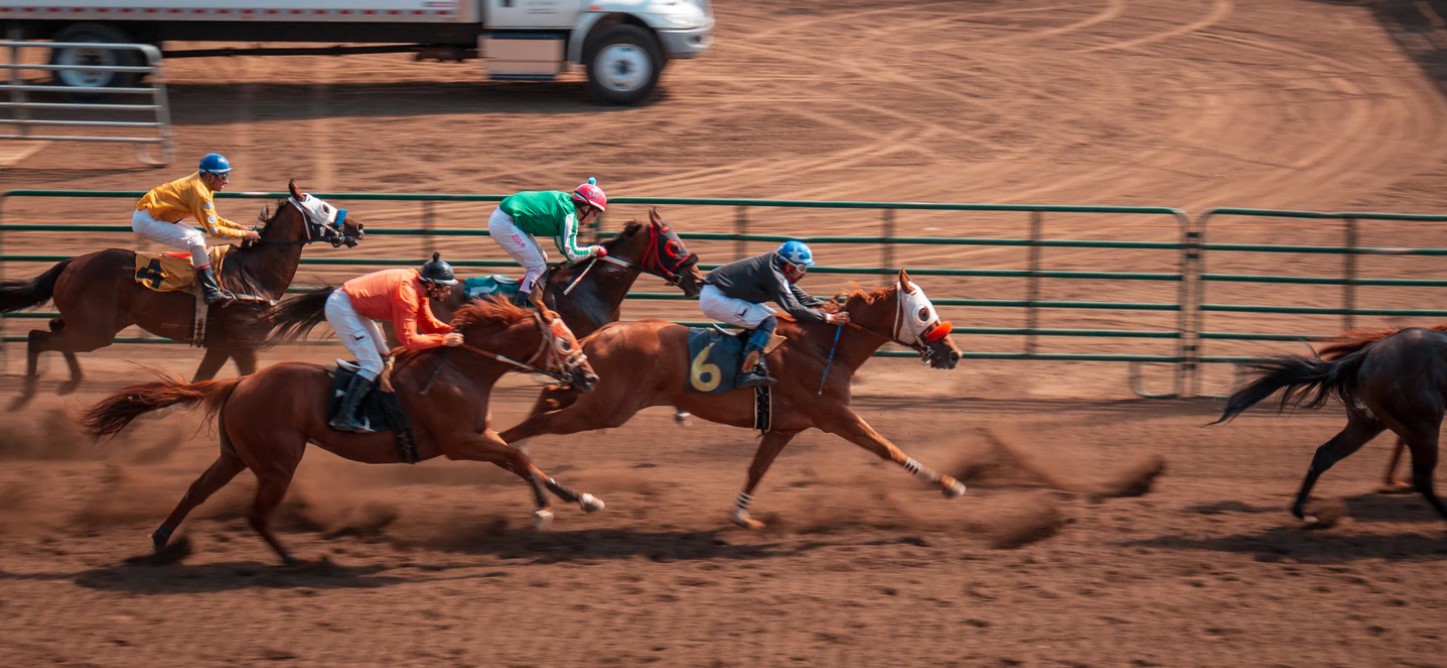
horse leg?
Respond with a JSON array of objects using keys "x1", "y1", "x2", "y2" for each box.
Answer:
[
  {"x1": 1402, "y1": 429, "x2": 1447, "y2": 521},
  {"x1": 443, "y1": 429, "x2": 604, "y2": 528},
  {"x1": 153, "y1": 448, "x2": 247, "y2": 552},
  {"x1": 1290, "y1": 412, "x2": 1384, "y2": 522},
  {"x1": 248, "y1": 468, "x2": 302, "y2": 565},
  {"x1": 1381, "y1": 438, "x2": 1411, "y2": 492},
  {"x1": 57, "y1": 351, "x2": 84, "y2": 395},
  {"x1": 730, "y1": 430, "x2": 800, "y2": 529},
  {"x1": 11, "y1": 324, "x2": 108, "y2": 410},
  {"x1": 230, "y1": 347, "x2": 259, "y2": 376},
  {"x1": 818, "y1": 408, "x2": 967, "y2": 498},
  {"x1": 191, "y1": 347, "x2": 231, "y2": 382}
]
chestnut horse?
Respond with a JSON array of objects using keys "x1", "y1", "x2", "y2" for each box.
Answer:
[
  {"x1": 81, "y1": 299, "x2": 602, "y2": 565},
  {"x1": 1215, "y1": 327, "x2": 1447, "y2": 524},
  {"x1": 1316, "y1": 324, "x2": 1447, "y2": 490},
  {"x1": 500, "y1": 269, "x2": 967, "y2": 528},
  {"x1": 0, "y1": 180, "x2": 364, "y2": 409}
]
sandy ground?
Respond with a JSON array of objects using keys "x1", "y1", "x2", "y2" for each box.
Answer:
[{"x1": 2, "y1": 0, "x2": 1447, "y2": 665}]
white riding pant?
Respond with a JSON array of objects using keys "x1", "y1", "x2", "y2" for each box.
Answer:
[
  {"x1": 488, "y1": 207, "x2": 549, "y2": 293},
  {"x1": 324, "y1": 289, "x2": 389, "y2": 381},
  {"x1": 700, "y1": 284, "x2": 777, "y2": 329},
  {"x1": 132, "y1": 209, "x2": 209, "y2": 268}
]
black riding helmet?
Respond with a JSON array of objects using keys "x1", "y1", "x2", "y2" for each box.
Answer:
[{"x1": 419, "y1": 252, "x2": 458, "y2": 285}]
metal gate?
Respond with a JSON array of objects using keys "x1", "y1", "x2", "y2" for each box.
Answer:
[{"x1": 0, "y1": 39, "x2": 172, "y2": 165}]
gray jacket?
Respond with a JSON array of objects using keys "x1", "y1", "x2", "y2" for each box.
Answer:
[{"x1": 703, "y1": 251, "x2": 830, "y2": 323}]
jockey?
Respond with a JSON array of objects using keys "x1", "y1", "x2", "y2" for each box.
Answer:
[
  {"x1": 700, "y1": 240, "x2": 850, "y2": 387},
  {"x1": 131, "y1": 153, "x2": 260, "y2": 304},
  {"x1": 323, "y1": 252, "x2": 464, "y2": 433},
  {"x1": 487, "y1": 177, "x2": 609, "y2": 299}
]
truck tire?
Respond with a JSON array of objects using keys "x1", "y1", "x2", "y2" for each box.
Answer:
[
  {"x1": 584, "y1": 24, "x2": 664, "y2": 106},
  {"x1": 48, "y1": 23, "x2": 143, "y2": 92}
]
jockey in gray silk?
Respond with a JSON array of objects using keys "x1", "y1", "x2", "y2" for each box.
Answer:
[{"x1": 699, "y1": 240, "x2": 850, "y2": 387}]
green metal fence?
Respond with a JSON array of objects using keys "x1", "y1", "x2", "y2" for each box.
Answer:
[{"x1": 2, "y1": 189, "x2": 1442, "y2": 398}]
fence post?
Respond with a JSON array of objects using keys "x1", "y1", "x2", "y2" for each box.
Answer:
[
  {"x1": 735, "y1": 205, "x2": 749, "y2": 260},
  {"x1": 1179, "y1": 214, "x2": 1200, "y2": 398},
  {"x1": 1026, "y1": 211, "x2": 1043, "y2": 355},
  {"x1": 1343, "y1": 217, "x2": 1357, "y2": 332},
  {"x1": 881, "y1": 209, "x2": 895, "y2": 277},
  {"x1": 421, "y1": 200, "x2": 435, "y2": 258}
]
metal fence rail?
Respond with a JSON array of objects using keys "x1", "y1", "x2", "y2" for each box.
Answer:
[
  {"x1": 1, "y1": 40, "x2": 172, "y2": 165},
  {"x1": 1, "y1": 190, "x2": 1442, "y2": 398}
]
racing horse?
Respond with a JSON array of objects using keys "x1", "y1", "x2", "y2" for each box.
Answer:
[
  {"x1": 81, "y1": 298, "x2": 602, "y2": 565},
  {"x1": 1215, "y1": 327, "x2": 1447, "y2": 524},
  {"x1": 1315, "y1": 323, "x2": 1447, "y2": 490},
  {"x1": 0, "y1": 180, "x2": 364, "y2": 409},
  {"x1": 500, "y1": 269, "x2": 967, "y2": 528}
]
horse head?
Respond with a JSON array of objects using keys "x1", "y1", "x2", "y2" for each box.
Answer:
[
  {"x1": 842, "y1": 269, "x2": 960, "y2": 369},
  {"x1": 453, "y1": 297, "x2": 599, "y2": 392},
  {"x1": 605, "y1": 208, "x2": 704, "y2": 297},
  {"x1": 251, "y1": 180, "x2": 365, "y2": 248}
]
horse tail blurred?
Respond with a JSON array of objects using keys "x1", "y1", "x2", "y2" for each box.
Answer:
[
  {"x1": 265, "y1": 286, "x2": 335, "y2": 346},
  {"x1": 1213, "y1": 350, "x2": 1368, "y2": 424},
  {"x1": 1317, "y1": 324, "x2": 1447, "y2": 360},
  {"x1": 82, "y1": 375, "x2": 240, "y2": 440},
  {"x1": 0, "y1": 259, "x2": 71, "y2": 313}
]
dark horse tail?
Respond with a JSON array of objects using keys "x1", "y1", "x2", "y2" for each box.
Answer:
[
  {"x1": 0, "y1": 259, "x2": 72, "y2": 313},
  {"x1": 1213, "y1": 350, "x2": 1369, "y2": 424},
  {"x1": 265, "y1": 286, "x2": 335, "y2": 346},
  {"x1": 82, "y1": 375, "x2": 241, "y2": 440}
]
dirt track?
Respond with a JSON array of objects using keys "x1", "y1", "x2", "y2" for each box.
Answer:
[{"x1": 2, "y1": 1, "x2": 1447, "y2": 666}]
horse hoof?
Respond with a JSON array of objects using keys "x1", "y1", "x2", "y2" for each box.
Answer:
[
  {"x1": 7, "y1": 393, "x2": 34, "y2": 412},
  {"x1": 533, "y1": 508, "x2": 554, "y2": 529},
  {"x1": 730, "y1": 511, "x2": 766, "y2": 530},
  {"x1": 56, "y1": 381, "x2": 79, "y2": 396},
  {"x1": 942, "y1": 480, "x2": 967, "y2": 499},
  {"x1": 674, "y1": 411, "x2": 691, "y2": 427},
  {"x1": 1378, "y1": 481, "x2": 1413, "y2": 495},
  {"x1": 578, "y1": 493, "x2": 605, "y2": 513}
]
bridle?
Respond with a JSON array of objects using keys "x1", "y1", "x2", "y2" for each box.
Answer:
[
  {"x1": 564, "y1": 221, "x2": 698, "y2": 294},
  {"x1": 453, "y1": 311, "x2": 588, "y2": 384},
  {"x1": 252, "y1": 197, "x2": 356, "y2": 248}
]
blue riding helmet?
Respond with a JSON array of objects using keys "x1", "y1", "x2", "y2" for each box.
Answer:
[
  {"x1": 198, "y1": 153, "x2": 232, "y2": 175},
  {"x1": 776, "y1": 240, "x2": 815, "y2": 267}
]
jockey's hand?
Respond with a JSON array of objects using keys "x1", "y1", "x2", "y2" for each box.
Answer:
[
  {"x1": 826, "y1": 311, "x2": 850, "y2": 326},
  {"x1": 443, "y1": 332, "x2": 464, "y2": 347},
  {"x1": 242, "y1": 230, "x2": 261, "y2": 242},
  {"x1": 592, "y1": 246, "x2": 608, "y2": 259}
]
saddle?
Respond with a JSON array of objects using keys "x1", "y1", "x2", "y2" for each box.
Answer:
[
  {"x1": 133, "y1": 246, "x2": 232, "y2": 294},
  {"x1": 463, "y1": 274, "x2": 522, "y2": 302},
  {"x1": 328, "y1": 360, "x2": 418, "y2": 463},
  {"x1": 683, "y1": 327, "x2": 786, "y2": 394}
]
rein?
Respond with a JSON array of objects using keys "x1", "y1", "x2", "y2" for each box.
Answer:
[{"x1": 446, "y1": 312, "x2": 573, "y2": 382}]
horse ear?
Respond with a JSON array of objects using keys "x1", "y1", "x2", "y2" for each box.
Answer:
[
  {"x1": 649, "y1": 207, "x2": 662, "y2": 225},
  {"x1": 288, "y1": 179, "x2": 302, "y2": 200},
  {"x1": 256, "y1": 205, "x2": 270, "y2": 223},
  {"x1": 528, "y1": 281, "x2": 546, "y2": 308},
  {"x1": 898, "y1": 268, "x2": 915, "y2": 293}
]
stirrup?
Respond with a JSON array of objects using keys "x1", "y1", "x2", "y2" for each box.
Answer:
[
  {"x1": 736, "y1": 369, "x2": 777, "y2": 388},
  {"x1": 329, "y1": 416, "x2": 374, "y2": 434}
]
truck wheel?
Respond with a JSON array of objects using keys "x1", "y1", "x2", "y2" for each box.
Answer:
[
  {"x1": 584, "y1": 24, "x2": 664, "y2": 105},
  {"x1": 48, "y1": 23, "x2": 143, "y2": 91}
]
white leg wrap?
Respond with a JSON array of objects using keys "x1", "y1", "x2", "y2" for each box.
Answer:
[
  {"x1": 904, "y1": 457, "x2": 939, "y2": 483},
  {"x1": 735, "y1": 491, "x2": 752, "y2": 511}
]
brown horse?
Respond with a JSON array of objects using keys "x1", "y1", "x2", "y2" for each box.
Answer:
[
  {"x1": 1216, "y1": 327, "x2": 1447, "y2": 524},
  {"x1": 0, "y1": 180, "x2": 364, "y2": 409},
  {"x1": 1316, "y1": 324, "x2": 1447, "y2": 490},
  {"x1": 499, "y1": 269, "x2": 966, "y2": 528},
  {"x1": 432, "y1": 208, "x2": 703, "y2": 335},
  {"x1": 81, "y1": 298, "x2": 602, "y2": 565}
]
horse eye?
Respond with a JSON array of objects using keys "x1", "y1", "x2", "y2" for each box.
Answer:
[
  {"x1": 917, "y1": 307, "x2": 930, "y2": 321},
  {"x1": 322, "y1": 205, "x2": 331, "y2": 213},
  {"x1": 556, "y1": 339, "x2": 573, "y2": 352}
]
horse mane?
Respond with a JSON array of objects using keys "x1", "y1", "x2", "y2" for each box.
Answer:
[
  {"x1": 1318, "y1": 324, "x2": 1447, "y2": 360},
  {"x1": 450, "y1": 296, "x2": 533, "y2": 330},
  {"x1": 602, "y1": 221, "x2": 645, "y2": 251},
  {"x1": 838, "y1": 284, "x2": 893, "y2": 306}
]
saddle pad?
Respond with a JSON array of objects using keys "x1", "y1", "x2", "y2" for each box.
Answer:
[
  {"x1": 133, "y1": 245, "x2": 231, "y2": 293},
  {"x1": 684, "y1": 327, "x2": 789, "y2": 394},
  {"x1": 329, "y1": 361, "x2": 417, "y2": 459},
  {"x1": 463, "y1": 275, "x2": 521, "y2": 301}
]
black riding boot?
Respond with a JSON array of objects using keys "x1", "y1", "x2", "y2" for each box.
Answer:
[
  {"x1": 330, "y1": 374, "x2": 376, "y2": 433},
  {"x1": 736, "y1": 349, "x2": 776, "y2": 388},
  {"x1": 195, "y1": 266, "x2": 236, "y2": 304}
]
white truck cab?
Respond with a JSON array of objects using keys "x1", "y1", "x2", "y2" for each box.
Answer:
[{"x1": 0, "y1": 0, "x2": 714, "y2": 104}]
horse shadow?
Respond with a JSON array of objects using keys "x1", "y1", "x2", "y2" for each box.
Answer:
[
  {"x1": 1124, "y1": 526, "x2": 1447, "y2": 564},
  {"x1": 397, "y1": 524, "x2": 832, "y2": 564},
  {"x1": 70, "y1": 558, "x2": 406, "y2": 595}
]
